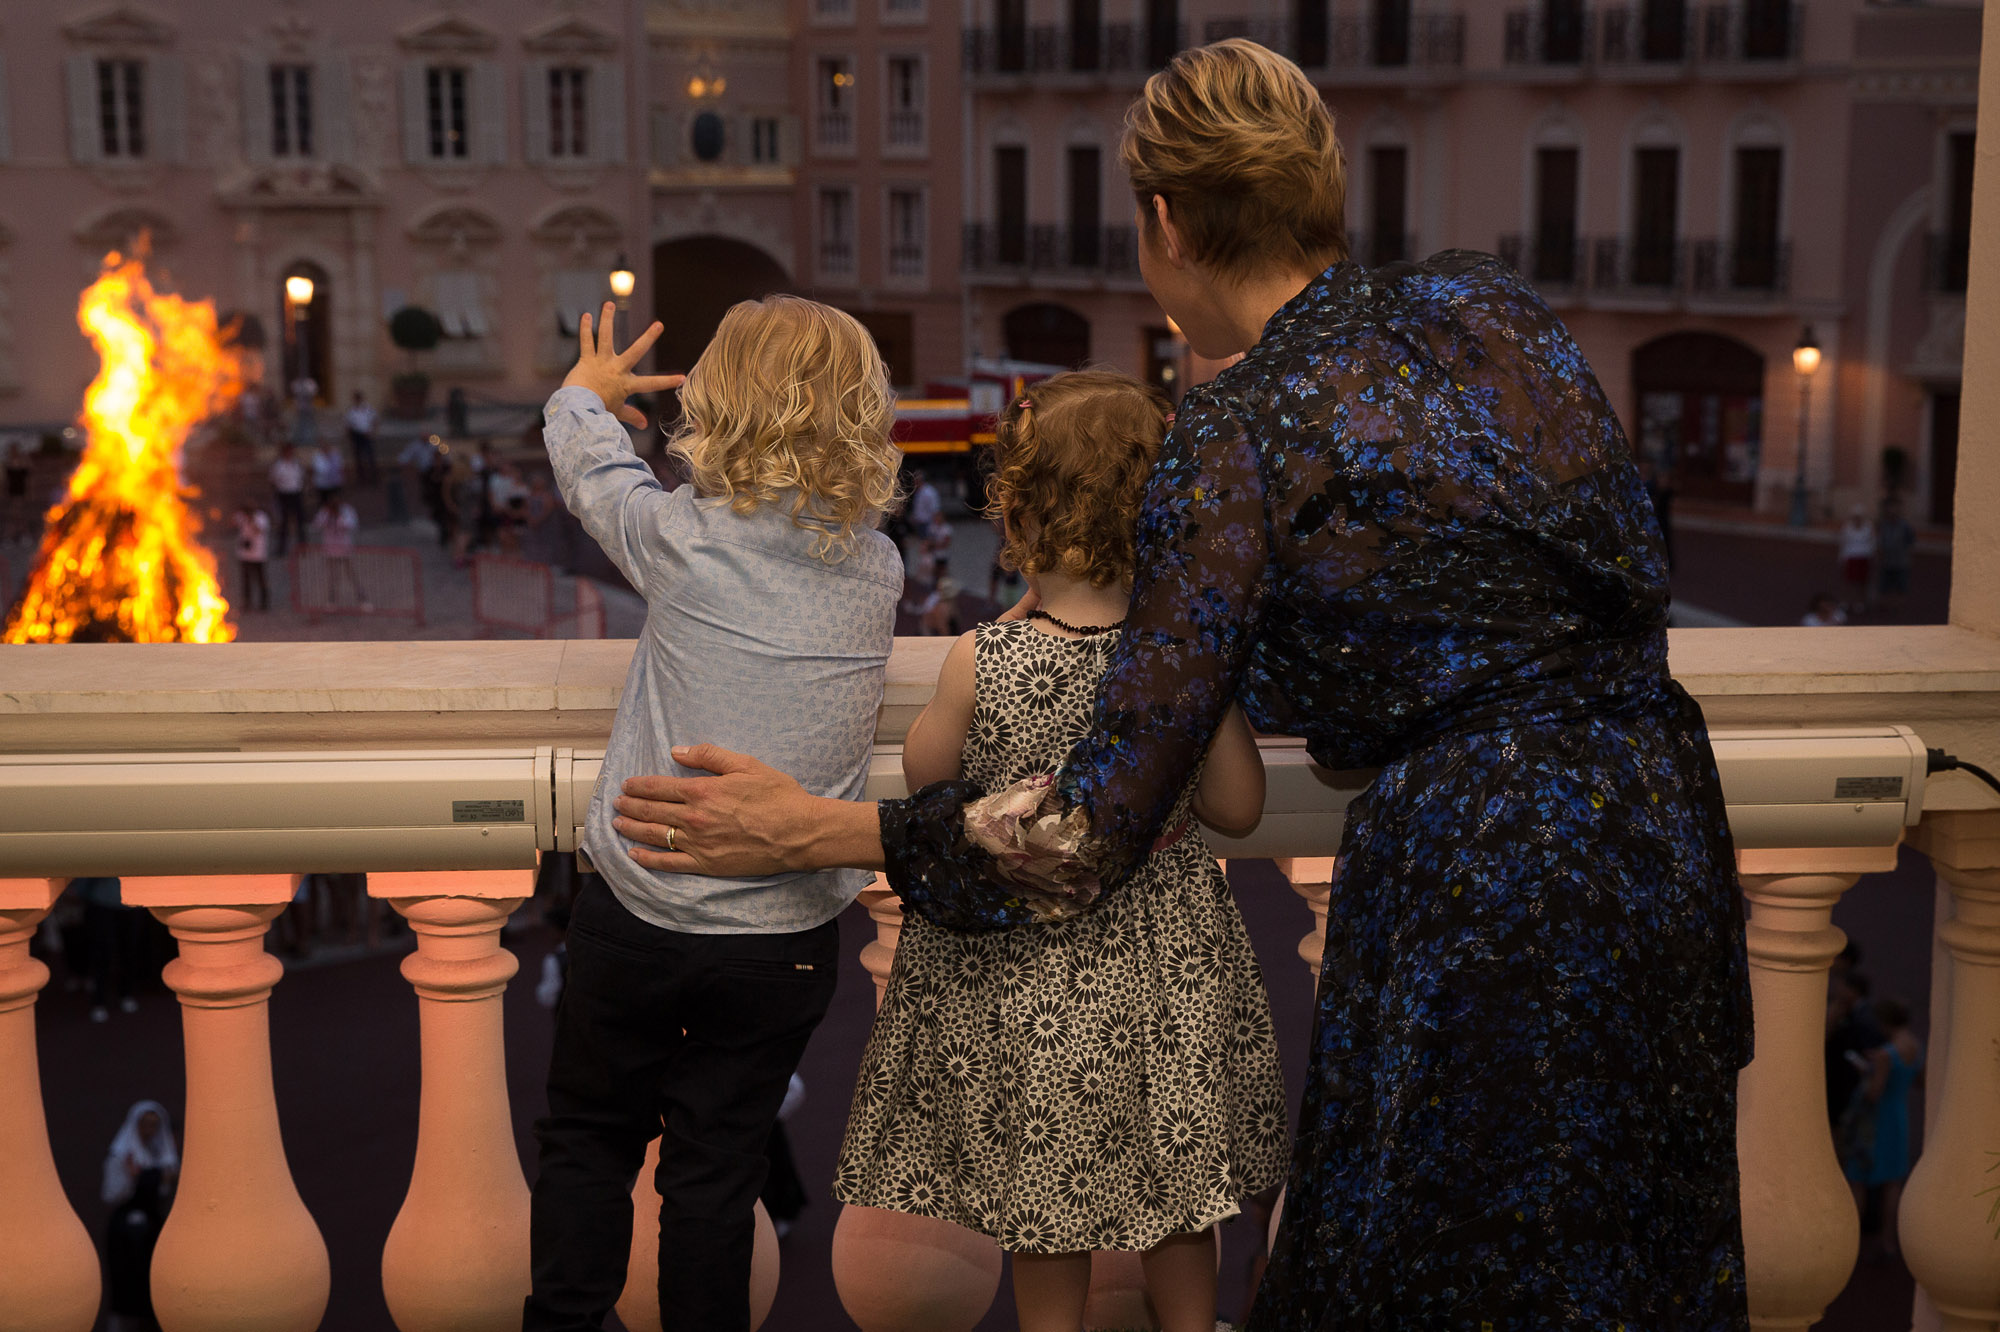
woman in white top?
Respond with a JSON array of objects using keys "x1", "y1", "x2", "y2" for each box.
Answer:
[{"x1": 310, "y1": 500, "x2": 368, "y2": 607}]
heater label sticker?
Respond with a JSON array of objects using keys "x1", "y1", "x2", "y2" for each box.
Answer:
[
  {"x1": 1833, "y1": 777, "x2": 1902, "y2": 800},
  {"x1": 454, "y1": 800, "x2": 526, "y2": 823}
]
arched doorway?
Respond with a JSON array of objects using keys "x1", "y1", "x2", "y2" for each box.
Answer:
[
  {"x1": 1003, "y1": 303, "x2": 1091, "y2": 369},
  {"x1": 1631, "y1": 331, "x2": 1764, "y2": 504},
  {"x1": 278, "y1": 261, "x2": 332, "y2": 404},
  {"x1": 651, "y1": 236, "x2": 793, "y2": 377}
]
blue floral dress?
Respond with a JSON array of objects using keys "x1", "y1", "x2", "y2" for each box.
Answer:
[{"x1": 879, "y1": 252, "x2": 1752, "y2": 1330}]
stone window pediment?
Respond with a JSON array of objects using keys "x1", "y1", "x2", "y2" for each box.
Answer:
[
  {"x1": 521, "y1": 16, "x2": 619, "y2": 56},
  {"x1": 528, "y1": 203, "x2": 622, "y2": 246},
  {"x1": 74, "y1": 205, "x2": 178, "y2": 253},
  {"x1": 396, "y1": 13, "x2": 500, "y2": 55},
  {"x1": 63, "y1": 3, "x2": 176, "y2": 48},
  {"x1": 407, "y1": 203, "x2": 505, "y2": 247}
]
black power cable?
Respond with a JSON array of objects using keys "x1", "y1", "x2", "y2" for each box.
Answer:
[{"x1": 1926, "y1": 747, "x2": 2000, "y2": 800}]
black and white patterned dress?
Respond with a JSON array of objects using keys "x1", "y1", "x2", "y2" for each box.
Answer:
[{"x1": 834, "y1": 619, "x2": 1289, "y2": 1253}]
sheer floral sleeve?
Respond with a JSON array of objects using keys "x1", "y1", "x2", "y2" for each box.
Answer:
[{"x1": 882, "y1": 392, "x2": 1271, "y2": 932}]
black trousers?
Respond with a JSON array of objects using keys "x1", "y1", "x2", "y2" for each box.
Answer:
[
  {"x1": 525, "y1": 881, "x2": 840, "y2": 1332},
  {"x1": 273, "y1": 491, "x2": 306, "y2": 557},
  {"x1": 239, "y1": 559, "x2": 269, "y2": 611}
]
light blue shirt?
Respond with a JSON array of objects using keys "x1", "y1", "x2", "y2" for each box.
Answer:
[{"x1": 542, "y1": 386, "x2": 903, "y2": 933}]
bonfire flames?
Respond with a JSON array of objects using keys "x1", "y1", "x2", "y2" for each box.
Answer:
[{"x1": 3, "y1": 251, "x2": 244, "y2": 644}]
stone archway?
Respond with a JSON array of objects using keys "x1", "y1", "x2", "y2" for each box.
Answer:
[
  {"x1": 1002, "y1": 302, "x2": 1091, "y2": 369},
  {"x1": 1631, "y1": 330, "x2": 1765, "y2": 505},
  {"x1": 650, "y1": 236, "x2": 793, "y2": 377}
]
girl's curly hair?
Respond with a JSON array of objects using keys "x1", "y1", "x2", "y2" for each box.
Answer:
[
  {"x1": 987, "y1": 370, "x2": 1171, "y2": 588},
  {"x1": 668, "y1": 295, "x2": 901, "y2": 561}
]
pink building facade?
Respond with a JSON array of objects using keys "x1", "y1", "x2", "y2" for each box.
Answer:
[
  {"x1": 962, "y1": 0, "x2": 1981, "y2": 521},
  {"x1": 0, "y1": 1, "x2": 655, "y2": 425}
]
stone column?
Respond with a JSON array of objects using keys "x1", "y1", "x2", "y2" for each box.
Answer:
[
  {"x1": 1902, "y1": 813, "x2": 2000, "y2": 1332},
  {"x1": 0, "y1": 878, "x2": 99, "y2": 1332},
  {"x1": 832, "y1": 878, "x2": 1004, "y2": 1331},
  {"x1": 1733, "y1": 847, "x2": 1893, "y2": 1331},
  {"x1": 368, "y1": 870, "x2": 533, "y2": 1332},
  {"x1": 122, "y1": 875, "x2": 329, "y2": 1332}
]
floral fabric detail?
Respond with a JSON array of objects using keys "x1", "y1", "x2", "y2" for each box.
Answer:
[{"x1": 879, "y1": 252, "x2": 1751, "y2": 1327}]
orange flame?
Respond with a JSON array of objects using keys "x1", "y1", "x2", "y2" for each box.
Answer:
[{"x1": 3, "y1": 249, "x2": 244, "y2": 643}]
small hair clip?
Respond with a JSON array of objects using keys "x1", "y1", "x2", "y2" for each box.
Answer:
[
  {"x1": 1016, "y1": 398, "x2": 1033, "y2": 410},
  {"x1": 1164, "y1": 410, "x2": 1177, "y2": 425}
]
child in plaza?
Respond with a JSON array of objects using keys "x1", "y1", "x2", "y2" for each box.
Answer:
[
  {"x1": 834, "y1": 370, "x2": 1289, "y2": 1332},
  {"x1": 525, "y1": 297, "x2": 904, "y2": 1331}
]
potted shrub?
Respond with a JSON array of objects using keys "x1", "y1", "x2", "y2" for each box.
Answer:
[{"x1": 387, "y1": 306, "x2": 444, "y2": 419}]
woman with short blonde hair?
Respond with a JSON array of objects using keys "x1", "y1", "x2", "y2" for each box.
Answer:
[{"x1": 620, "y1": 40, "x2": 1751, "y2": 1332}]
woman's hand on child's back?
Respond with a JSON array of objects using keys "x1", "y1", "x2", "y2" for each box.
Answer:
[{"x1": 562, "y1": 302, "x2": 687, "y2": 429}]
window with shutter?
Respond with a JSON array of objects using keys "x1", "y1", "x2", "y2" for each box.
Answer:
[
  {"x1": 424, "y1": 65, "x2": 470, "y2": 159},
  {"x1": 548, "y1": 66, "x2": 589, "y2": 160},
  {"x1": 553, "y1": 270, "x2": 608, "y2": 338},
  {"x1": 270, "y1": 65, "x2": 314, "y2": 158},
  {"x1": 433, "y1": 271, "x2": 491, "y2": 339},
  {"x1": 97, "y1": 59, "x2": 146, "y2": 158}
]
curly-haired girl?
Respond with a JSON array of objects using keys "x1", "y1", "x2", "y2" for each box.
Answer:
[
  {"x1": 527, "y1": 297, "x2": 904, "y2": 1328},
  {"x1": 834, "y1": 369, "x2": 1288, "y2": 1332}
]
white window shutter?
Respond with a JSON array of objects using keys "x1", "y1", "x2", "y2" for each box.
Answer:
[
  {"x1": 241, "y1": 56, "x2": 272, "y2": 165},
  {"x1": 592, "y1": 61, "x2": 625, "y2": 164},
  {"x1": 475, "y1": 60, "x2": 507, "y2": 165},
  {"x1": 151, "y1": 55, "x2": 188, "y2": 163},
  {"x1": 66, "y1": 55, "x2": 103, "y2": 164},
  {"x1": 520, "y1": 60, "x2": 548, "y2": 165},
  {"x1": 400, "y1": 61, "x2": 428, "y2": 163},
  {"x1": 316, "y1": 54, "x2": 355, "y2": 164}
]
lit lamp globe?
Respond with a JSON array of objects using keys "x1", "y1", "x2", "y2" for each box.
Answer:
[
  {"x1": 609, "y1": 257, "x2": 636, "y2": 309},
  {"x1": 1792, "y1": 328, "x2": 1821, "y2": 378},
  {"x1": 285, "y1": 274, "x2": 315, "y2": 307}
]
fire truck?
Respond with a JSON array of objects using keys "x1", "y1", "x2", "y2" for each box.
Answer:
[{"x1": 890, "y1": 358, "x2": 1066, "y2": 465}]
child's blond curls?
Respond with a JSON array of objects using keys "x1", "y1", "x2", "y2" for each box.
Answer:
[{"x1": 668, "y1": 295, "x2": 901, "y2": 561}]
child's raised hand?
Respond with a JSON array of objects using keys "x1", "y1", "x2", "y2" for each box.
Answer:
[{"x1": 563, "y1": 301, "x2": 687, "y2": 429}]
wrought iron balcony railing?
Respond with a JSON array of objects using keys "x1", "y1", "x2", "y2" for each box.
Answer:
[
  {"x1": 1503, "y1": 6, "x2": 1593, "y2": 67},
  {"x1": 963, "y1": 222, "x2": 1142, "y2": 279},
  {"x1": 965, "y1": 12, "x2": 1465, "y2": 77},
  {"x1": 1506, "y1": 235, "x2": 1790, "y2": 300},
  {"x1": 1597, "y1": 2, "x2": 1695, "y2": 64},
  {"x1": 1697, "y1": 1, "x2": 1801, "y2": 64},
  {"x1": 963, "y1": 21, "x2": 1185, "y2": 75}
]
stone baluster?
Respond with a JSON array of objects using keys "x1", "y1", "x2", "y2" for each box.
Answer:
[
  {"x1": 1272, "y1": 857, "x2": 1337, "y2": 978},
  {"x1": 0, "y1": 878, "x2": 100, "y2": 1332},
  {"x1": 122, "y1": 875, "x2": 329, "y2": 1332},
  {"x1": 1902, "y1": 813, "x2": 2000, "y2": 1332},
  {"x1": 1733, "y1": 847, "x2": 1893, "y2": 1330},
  {"x1": 833, "y1": 876, "x2": 1004, "y2": 1331},
  {"x1": 368, "y1": 870, "x2": 534, "y2": 1332},
  {"x1": 617, "y1": 1136, "x2": 781, "y2": 1331}
]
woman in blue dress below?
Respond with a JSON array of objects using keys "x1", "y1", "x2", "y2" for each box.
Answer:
[{"x1": 613, "y1": 39, "x2": 1753, "y2": 1330}]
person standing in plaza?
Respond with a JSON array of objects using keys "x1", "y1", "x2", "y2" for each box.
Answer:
[
  {"x1": 101, "y1": 1100, "x2": 178, "y2": 1332},
  {"x1": 2, "y1": 440, "x2": 31, "y2": 545},
  {"x1": 344, "y1": 391, "x2": 380, "y2": 486},
  {"x1": 311, "y1": 438, "x2": 346, "y2": 514},
  {"x1": 268, "y1": 443, "x2": 307, "y2": 557},
  {"x1": 311, "y1": 496, "x2": 368, "y2": 608},
  {"x1": 1875, "y1": 495, "x2": 1915, "y2": 613},
  {"x1": 232, "y1": 504, "x2": 271, "y2": 612},
  {"x1": 391, "y1": 434, "x2": 437, "y2": 527},
  {"x1": 1839, "y1": 504, "x2": 1876, "y2": 617}
]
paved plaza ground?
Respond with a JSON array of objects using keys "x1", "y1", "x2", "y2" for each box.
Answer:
[{"x1": 7, "y1": 409, "x2": 1949, "y2": 1329}]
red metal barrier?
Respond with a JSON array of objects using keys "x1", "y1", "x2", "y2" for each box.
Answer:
[
  {"x1": 548, "y1": 577, "x2": 606, "y2": 639},
  {"x1": 290, "y1": 546, "x2": 425, "y2": 626},
  {"x1": 471, "y1": 554, "x2": 554, "y2": 638}
]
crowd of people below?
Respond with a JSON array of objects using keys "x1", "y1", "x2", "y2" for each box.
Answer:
[{"x1": 1826, "y1": 944, "x2": 1925, "y2": 1264}]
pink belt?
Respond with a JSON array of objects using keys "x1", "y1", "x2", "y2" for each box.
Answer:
[{"x1": 1151, "y1": 816, "x2": 1194, "y2": 854}]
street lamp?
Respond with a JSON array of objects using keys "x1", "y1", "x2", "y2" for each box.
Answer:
[
  {"x1": 608, "y1": 255, "x2": 636, "y2": 310},
  {"x1": 1788, "y1": 324, "x2": 1821, "y2": 527},
  {"x1": 283, "y1": 273, "x2": 315, "y2": 402}
]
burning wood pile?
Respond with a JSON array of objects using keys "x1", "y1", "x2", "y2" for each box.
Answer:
[{"x1": 3, "y1": 249, "x2": 244, "y2": 643}]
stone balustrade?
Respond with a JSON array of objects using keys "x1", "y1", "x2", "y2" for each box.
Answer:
[{"x1": 0, "y1": 628, "x2": 1997, "y2": 1329}]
